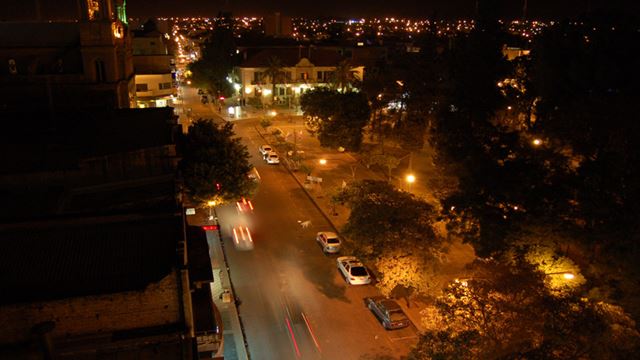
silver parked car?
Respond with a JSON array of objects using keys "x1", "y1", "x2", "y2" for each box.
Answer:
[
  {"x1": 337, "y1": 256, "x2": 372, "y2": 285},
  {"x1": 364, "y1": 297, "x2": 410, "y2": 330},
  {"x1": 316, "y1": 231, "x2": 341, "y2": 253},
  {"x1": 265, "y1": 151, "x2": 280, "y2": 164},
  {"x1": 258, "y1": 144, "x2": 273, "y2": 156}
]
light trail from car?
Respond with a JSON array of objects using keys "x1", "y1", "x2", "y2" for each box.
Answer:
[
  {"x1": 285, "y1": 317, "x2": 301, "y2": 358},
  {"x1": 301, "y1": 311, "x2": 322, "y2": 353}
]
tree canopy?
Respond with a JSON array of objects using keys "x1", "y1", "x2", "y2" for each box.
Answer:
[
  {"x1": 335, "y1": 180, "x2": 443, "y2": 295},
  {"x1": 188, "y1": 16, "x2": 238, "y2": 97},
  {"x1": 179, "y1": 120, "x2": 255, "y2": 204},
  {"x1": 409, "y1": 256, "x2": 640, "y2": 359},
  {"x1": 301, "y1": 88, "x2": 370, "y2": 151}
]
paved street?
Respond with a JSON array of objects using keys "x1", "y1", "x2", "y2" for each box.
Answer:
[
  {"x1": 214, "y1": 119, "x2": 418, "y2": 359},
  {"x1": 175, "y1": 86, "x2": 469, "y2": 359}
]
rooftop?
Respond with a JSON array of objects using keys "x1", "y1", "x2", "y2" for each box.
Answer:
[
  {"x1": 0, "y1": 108, "x2": 180, "y2": 175},
  {"x1": 0, "y1": 213, "x2": 182, "y2": 305},
  {"x1": 240, "y1": 46, "x2": 346, "y2": 67}
]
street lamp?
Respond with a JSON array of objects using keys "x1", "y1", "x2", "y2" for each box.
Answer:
[
  {"x1": 318, "y1": 158, "x2": 327, "y2": 165},
  {"x1": 207, "y1": 200, "x2": 217, "y2": 221},
  {"x1": 405, "y1": 174, "x2": 416, "y2": 192},
  {"x1": 546, "y1": 271, "x2": 575, "y2": 280},
  {"x1": 532, "y1": 138, "x2": 542, "y2": 146}
]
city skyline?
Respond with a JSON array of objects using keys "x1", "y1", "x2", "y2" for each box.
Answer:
[{"x1": 127, "y1": 0, "x2": 638, "y2": 20}]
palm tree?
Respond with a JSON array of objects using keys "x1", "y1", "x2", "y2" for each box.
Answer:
[
  {"x1": 332, "y1": 59, "x2": 359, "y2": 92},
  {"x1": 263, "y1": 56, "x2": 284, "y2": 104}
]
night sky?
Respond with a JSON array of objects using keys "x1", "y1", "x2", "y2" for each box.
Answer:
[{"x1": 127, "y1": 0, "x2": 638, "y2": 20}]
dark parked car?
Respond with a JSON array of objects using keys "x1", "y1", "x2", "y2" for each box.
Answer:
[{"x1": 364, "y1": 297, "x2": 410, "y2": 330}]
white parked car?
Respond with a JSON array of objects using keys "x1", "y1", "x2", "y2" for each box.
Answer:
[
  {"x1": 337, "y1": 256, "x2": 372, "y2": 285},
  {"x1": 265, "y1": 151, "x2": 280, "y2": 164},
  {"x1": 259, "y1": 145, "x2": 273, "y2": 156},
  {"x1": 316, "y1": 231, "x2": 341, "y2": 254}
]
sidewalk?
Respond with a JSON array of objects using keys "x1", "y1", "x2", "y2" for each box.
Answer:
[
  {"x1": 208, "y1": 229, "x2": 250, "y2": 360},
  {"x1": 187, "y1": 212, "x2": 249, "y2": 360}
]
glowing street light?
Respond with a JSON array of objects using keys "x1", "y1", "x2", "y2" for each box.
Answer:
[
  {"x1": 563, "y1": 273, "x2": 575, "y2": 280},
  {"x1": 405, "y1": 174, "x2": 416, "y2": 192},
  {"x1": 207, "y1": 200, "x2": 217, "y2": 220},
  {"x1": 532, "y1": 138, "x2": 542, "y2": 146},
  {"x1": 546, "y1": 271, "x2": 575, "y2": 280},
  {"x1": 319, "y1": 158, "x2": 327, "y2": 165}
]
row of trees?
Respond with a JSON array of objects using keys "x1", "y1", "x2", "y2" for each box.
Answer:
[{"x1": 316, "y1": 9, "x2": 640, "y2": 358}]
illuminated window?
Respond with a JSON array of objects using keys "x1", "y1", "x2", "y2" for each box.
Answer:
[
  {"x1": 86, "y1": 0, "x2": 100, "y2": 20},
  {"x1": 112, "y1": 23, "x2": 124, "y2": 39}
]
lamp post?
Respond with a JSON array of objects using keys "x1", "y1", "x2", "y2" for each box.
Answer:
[{"x1": 207, "y1": 200, "x2": 217, "y2": 221}]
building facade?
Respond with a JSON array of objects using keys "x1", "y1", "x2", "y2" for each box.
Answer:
[
  {"x1": 132, "y1": 24, "x2": 177, "y2": 108},
  {"x1": 0, "y1": 0, "x2": 135, "y2": 111},
  {"x1": 235, "y1": 46, "x2": 364, "y2": 107}
]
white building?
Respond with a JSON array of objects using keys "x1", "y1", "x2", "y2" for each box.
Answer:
[
  {"x1": 235, "y1": 46, "x2": 364, "y2": 107},
  {"x1": 132, "y1": 28, "x2": 176, "y2": 108}
]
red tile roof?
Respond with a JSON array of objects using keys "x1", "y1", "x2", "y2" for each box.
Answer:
[{"x1": 240, "y1": 47, "x2": 346, "y2": 68}]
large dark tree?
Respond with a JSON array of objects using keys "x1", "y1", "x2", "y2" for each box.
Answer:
[
  {"x1": 426, "y1": 20, "x2": 519, "y2": 256},
  {"x1": 524, "y1": 19, "x2": 640, "y2": 319},
  {"x1": 335, "y1": 180, "x2": 443, "y2": 296},
  {"x1": 179, "y1": 120, "x2": 254, "y2": 204},
  {"x1": 188, "y1": 15, "x2": 238, "y2": 98},
  {"x1": 531, "y1": 20, "x2": 640, "y2": 245},
  {"x1": 301, "y1": 89, "x2": 370, "y2": 151}
]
